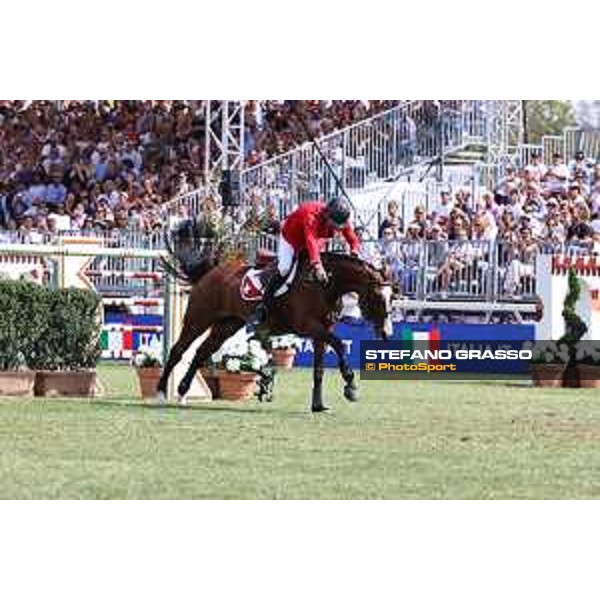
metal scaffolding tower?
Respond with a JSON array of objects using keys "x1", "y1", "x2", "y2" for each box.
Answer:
[
  {"x1": 204, "y1": 101, "x2": 245, "y2": 183},
  {"x1": 485, "y1": 100, "x2": 524, "y2": 165}
]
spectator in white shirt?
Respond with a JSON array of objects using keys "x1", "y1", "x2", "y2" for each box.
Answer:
[{"x1": 47, "y1": 203, "x2": 72, "y2": 231}]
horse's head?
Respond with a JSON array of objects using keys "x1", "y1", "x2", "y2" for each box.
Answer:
[
  {"x1": 322, "y1": 253, "x2": 395, "y2": 340},
  {"x1": 358, "y1": 267, "x2": 395, "y2": 341}
]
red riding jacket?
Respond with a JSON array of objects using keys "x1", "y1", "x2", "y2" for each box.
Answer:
[{"x1": 281, "y1": 201, "x2": 361, "y2": 266}]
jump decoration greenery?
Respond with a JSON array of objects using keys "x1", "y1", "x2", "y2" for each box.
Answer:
[
  {"x1": 0, "y1": 280, "x2": 101, "y2": 398},
  {"x1": 530, "y1": 268, "x2": 593, "y2": 388}
]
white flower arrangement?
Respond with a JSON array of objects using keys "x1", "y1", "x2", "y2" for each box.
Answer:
[
  {"x1": 270, "y1": 334, "x2": 302, "y2": 351},
  {"x1": 529, "y1": 341, "x2": 570, "y2": 364},
  {"x1": 132, "y1": 344, "x2": 163, "y2": 368},
  {"x1": 575, "y1": 341, "x2": 600, "y2": 365},
  {"x1": 211, "y1": 331, "x2": 271, "y2": 373}
]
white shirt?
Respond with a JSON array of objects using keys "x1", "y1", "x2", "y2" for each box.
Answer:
[
  {"x1": 48, "y1": 213, "x2": 72, "y2": 231},
  {"x1": 433, "y1": 199, "x2": 453, "y2": 220}
]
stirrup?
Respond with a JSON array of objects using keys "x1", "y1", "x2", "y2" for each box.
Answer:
[{"x1": 248, "y1": 303, "x2": 267, "y2": 328}]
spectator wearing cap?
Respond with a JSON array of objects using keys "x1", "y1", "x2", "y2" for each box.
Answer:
[{"x1": 569, "y1": 150, "x2": 593, "y2": 181}]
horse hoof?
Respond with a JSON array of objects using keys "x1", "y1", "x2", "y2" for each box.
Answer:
[
  {"x1": 312, "y1": 405, "x2": 330, "y2": 413},
  {"x1": 156, "y1": 391, "x2": 167, "y2": 405},
  {"x1": 178, "y1": 395, "x2": 188, "y2": 407},
  {"x1": 344, "y1": 385, "x2": 359, "y2": 402}
]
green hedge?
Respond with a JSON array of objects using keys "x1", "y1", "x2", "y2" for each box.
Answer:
[{"x1": 0, "y1": 280, "x2": 101, "y2": 371}]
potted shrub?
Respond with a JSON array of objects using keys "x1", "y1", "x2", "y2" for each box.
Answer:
[
  {"x1": 270, "y1": 334, "x2": 301, "y2": 369},
  {"x1": 133, "y1": 345, "x2": 163, "y2": 398},
  {"x1": 575, "y1": 341, "x2": 600, "y2": 389},
  {"x1": 210, "y1": 335, "x2": 271, "y2": 401},
  {"x1": 557, "y1": 268, "x2": 588, "y2": 388},
  {"x1": 33, "y1": 288, "x2": 101, "y2": 397},
  {"x1": 530, "y1": 341, "x2": 570, "y2": 387},
  {"x1": 0, "y1": 280, "x2": 45, "y2": 397}
]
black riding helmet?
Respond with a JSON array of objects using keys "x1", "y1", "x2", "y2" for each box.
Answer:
[{"x1": 326, "y1": 197, "x2": 351, "y2": 228}]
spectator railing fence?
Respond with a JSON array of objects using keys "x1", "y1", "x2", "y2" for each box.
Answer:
[
  {"x1": 541, "y1": 135, "x2": 565, "y2": 163},
  {"x1": 239, "y1": 100, "x2": 494, "y2": 216},
  {"x1": 0, "y1": 229, "x2": 166, "y2": 250},
  {"x1": 354, "y1": 239, "x2": 539, "y2": 304},
  {"x1": 564, "y1": 127, "x2": 600, "y2": 162}
]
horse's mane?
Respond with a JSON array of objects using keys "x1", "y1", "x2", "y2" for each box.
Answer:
[
  {"x1": 161, "y1": 218, "x2": 221, "y2": 285},
  {"x1": 320, "y1": 252, "x2": 385, "y2": 282}
]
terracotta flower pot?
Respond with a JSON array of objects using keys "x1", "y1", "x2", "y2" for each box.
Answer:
[
  {"x1": 136, "y1": 367, "x2": 163, "y2": 399},
  {"x1": 217, "y1": 371, "x2": 257, "y2": 401},
  {"x1": 200, "y1": 367, "x2": 220, "y2": 399},
  {"x1": 0, "y1": 370, "x2": 36, "y2": 397},
  {"x1": 530, "y1": 363, "x2": 566, "y2": 388},
  {"x1": 272, "y1": 348, "x2": 296, "y2": 369},
  {"x1": 577, "y1": 364, "x2": 600, "y2": 388},
  {"x1": 34, "y1": 370, "x2": 97, "y2": 397}
]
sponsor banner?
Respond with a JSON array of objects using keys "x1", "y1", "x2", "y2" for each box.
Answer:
[{"x1": 293, "y1": 320, "x2": 535, "y2": 370}]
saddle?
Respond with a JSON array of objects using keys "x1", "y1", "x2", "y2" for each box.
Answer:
[{"x1": 240, "y1": 258, "x2": 298, "y2": 302}]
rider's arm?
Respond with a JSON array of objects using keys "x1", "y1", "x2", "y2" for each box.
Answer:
[
  {"x1": 304, "y1": 215, "x2": 322, "y2": 266},
  {"x1": 341, "y1": 223, "x2": 361, "y2": 254}
]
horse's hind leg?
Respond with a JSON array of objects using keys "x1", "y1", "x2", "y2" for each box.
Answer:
[{"x1": 177, "y1": 318, "x2": 245, "y2": 400}]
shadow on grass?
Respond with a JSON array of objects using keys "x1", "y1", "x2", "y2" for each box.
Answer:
[
  {"x1": 88, "y1": 398, "x2": 318, "y2": 417},
  {"x1": 440, "y1": 380, "x2": 532, "y2": 388}
]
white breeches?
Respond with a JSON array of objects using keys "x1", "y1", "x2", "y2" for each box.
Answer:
[{"x1": 277, "y1": 235, "x2": 295, "y2": 276}]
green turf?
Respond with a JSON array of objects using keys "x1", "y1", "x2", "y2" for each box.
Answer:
[{"x1": 1, "y1": 363, "x2": 600, "y2": 499}]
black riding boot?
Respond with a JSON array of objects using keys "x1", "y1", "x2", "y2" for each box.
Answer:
[{"x1": 249, "y1": 272, "x2": 285, "y2": 327}]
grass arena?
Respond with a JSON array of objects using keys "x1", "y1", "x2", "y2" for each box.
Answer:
[{"x1": 2, "y1": 363, "x2": 600, "y2": 500}]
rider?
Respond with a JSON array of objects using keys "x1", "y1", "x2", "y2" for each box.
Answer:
[{"x1": 250, "y1": 197, "x2": 361, "y2": 326}]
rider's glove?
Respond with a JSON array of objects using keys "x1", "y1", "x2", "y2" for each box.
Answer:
[{"x1": 313, "y1": 262, "x2": 329, "y2": 285}]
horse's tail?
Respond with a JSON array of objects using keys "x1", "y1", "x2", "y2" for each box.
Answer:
[{"x1": 161, "y1": 227, "x2": 218, "y2": 286}]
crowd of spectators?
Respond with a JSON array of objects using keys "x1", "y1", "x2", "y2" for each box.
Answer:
[
  {"x1": 0, "y1": 100, "x2": 400, "y2": 241},
  {"x1": 243, "y1": 101, "x2": 400, "y2": 165},
  {"x1": 359, "y1": 150, "x2": 600, "y2": 297}
]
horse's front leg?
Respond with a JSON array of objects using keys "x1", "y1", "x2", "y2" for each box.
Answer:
[
  {"x1": 311, "y1": 339, "x2": 328, "y2": 413},
  {"x1": 325, "y1": 331, "x2": 358, "y2": 402}
]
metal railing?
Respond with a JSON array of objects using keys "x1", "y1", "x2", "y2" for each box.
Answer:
[
  {"x1": 564, "y1": 127, "x2": 600, "y2": 161},
  {"x1": 0, "y1": 228, "x2": 166, "y2": 250},
  {"x1": 541, "y1": 135, "x2": 565, "y2": 163},
  {"x1": 239, "y1": 100, "x2": 493, "y2": 216},
  {"x1": 354, "y1": 239, "x2": 538, "y2": 303}
]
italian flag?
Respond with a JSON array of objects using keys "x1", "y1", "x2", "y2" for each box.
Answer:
[{"x1": 400, "y1": 327, "x2": 441, "y2": 364}]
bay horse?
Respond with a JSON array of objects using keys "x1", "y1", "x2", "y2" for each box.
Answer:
[{"x1": 158, "y1": 242, "x2": 393, "y2": 413}]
